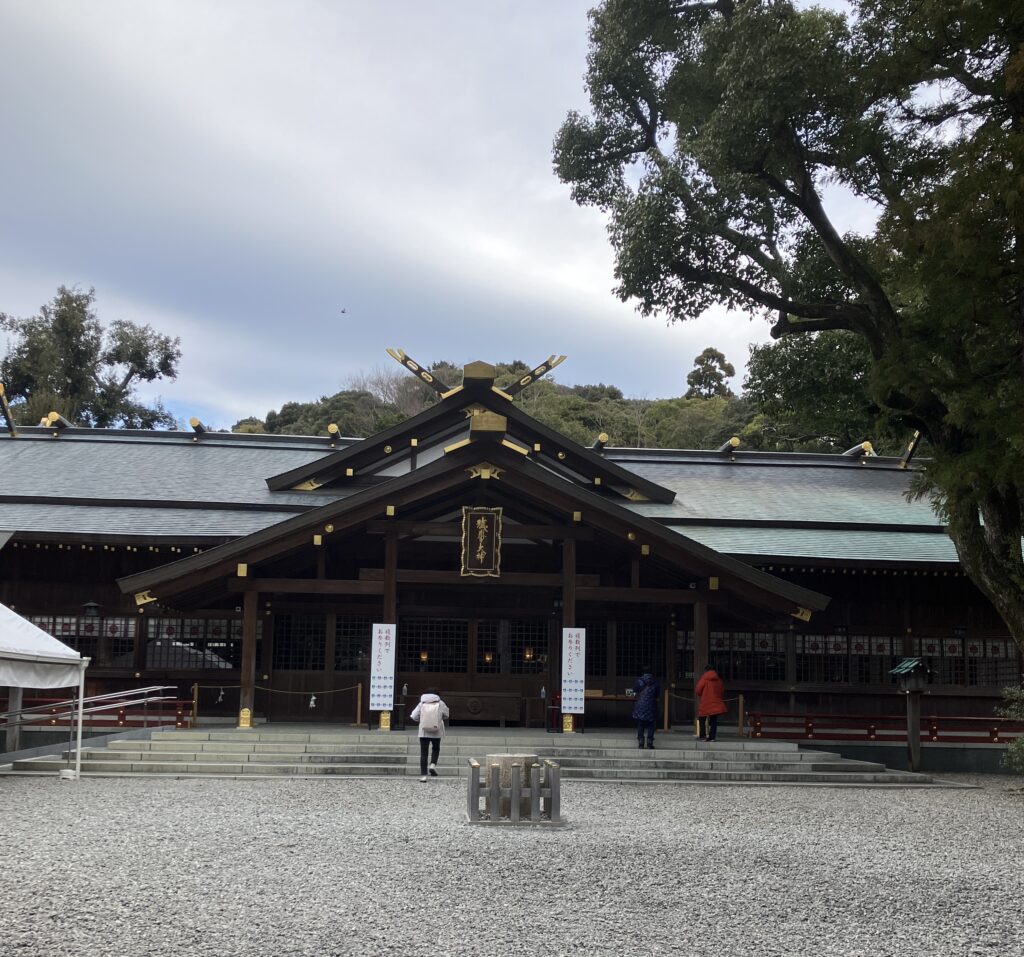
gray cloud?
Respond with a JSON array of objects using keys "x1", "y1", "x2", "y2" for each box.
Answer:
[{"x1": 0, "y1": 0, "x2": 778, "y2": 428}]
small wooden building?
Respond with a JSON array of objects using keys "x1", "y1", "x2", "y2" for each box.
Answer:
[{"x1": 1, "y1": 358, "x2": 1019, "y2": 726}]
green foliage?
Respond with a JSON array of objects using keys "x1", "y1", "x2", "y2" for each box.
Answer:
[
  {"x1": 0, "y1": 286, "x2": 181, "y2": 428},
  {"x1": 744, "y1": 332, "x2": 903, "y2": 453},
  {"x1": 996, "y1": 687, "x2": 1024, "y2": 775},
  {"x1": 555, "y1": 0, "x2": 1024, "y2": 648},
  {"x1": 237, "y1": 390, "x2": 405, "y2": 438},
  {"x1": 240, "y1": 357, "x2": 760, "y2": 449},
  {"x1": 685, "y1": 347, "x2": 735, "y2": 399}
]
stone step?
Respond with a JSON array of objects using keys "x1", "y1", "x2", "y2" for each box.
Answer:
[
  {"x1": 6, "y1": 728, "x2": 931, "y2": 785},
  {"x1": 13, "y1": 755, "x2": 924, "y2": 784},
  {"x1": 110, "y1": 739, "x2": 410, "y2": 755},
  {"x1": 12, "y1": 758, "x2": 413, "y2": 776},
  {"x1": 150, "y1": 730, "x2": 800, "y2": 752},
  {"x1": 433, "y1": 744, "x2": 842, "y2": 762},
  {"x1": 68, "y1": 749, "x2": 410, "y2": 765},
  {"x1": 59, "y1": 747, "x2": 883, "y2": 774}
]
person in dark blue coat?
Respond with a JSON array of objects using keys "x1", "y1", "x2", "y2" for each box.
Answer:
[{"x1": 632, "y1": 666, "x2": 661, "y2": 749}]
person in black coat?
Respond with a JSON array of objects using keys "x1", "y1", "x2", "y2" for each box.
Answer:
[{"x1": 632, "y1": 666, "x2": 661, "y2": 749}]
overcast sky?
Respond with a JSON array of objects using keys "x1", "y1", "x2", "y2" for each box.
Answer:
[{"x1": 0, "y1": 1, "x2": 860, "y2": 430}]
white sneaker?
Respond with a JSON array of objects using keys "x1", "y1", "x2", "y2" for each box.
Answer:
[
  {"x1": 419, "y1": 775, "x2": 427, "y2": 782},
  {"x1": 429, "y1": 763, "x2": 438, "y2": 777}
]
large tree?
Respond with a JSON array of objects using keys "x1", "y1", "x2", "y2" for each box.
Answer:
[
  {"x1": 1, "y1": 286, "x2": 181, "y2": 428},
  {"x1": 743, "y1": 331, "x2": 902, "y2": 452},
  {"x1": 555, "y1": 0, "x2": 1024, "y2": 650},
  {"x1": 685, "y1": 346, "x2": 735, "y2": 398}
]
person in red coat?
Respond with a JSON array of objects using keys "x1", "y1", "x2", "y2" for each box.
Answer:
[{"x1": 695, "y1": 664, "x2": 727, "y2": 741}]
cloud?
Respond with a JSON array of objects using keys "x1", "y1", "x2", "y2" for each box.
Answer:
[{"x1": 0, "y1": 0, "x2": 777, "y2": 429}]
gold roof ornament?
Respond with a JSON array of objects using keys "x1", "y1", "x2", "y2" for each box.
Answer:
[{"x1": 385, "y1": 349, "x2": 567, "y2": 401}]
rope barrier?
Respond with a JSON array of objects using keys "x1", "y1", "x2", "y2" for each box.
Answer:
[
  {"x1": 190, "y1": 683, "x2": 359, "y2": 695},
  {"x1": 254, "y1": 684, "x2": 360, "y2": 695}
]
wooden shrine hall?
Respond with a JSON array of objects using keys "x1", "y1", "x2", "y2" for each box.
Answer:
[{"x1": 0, "y1": 352, "x2": 1020, "y2": 727}]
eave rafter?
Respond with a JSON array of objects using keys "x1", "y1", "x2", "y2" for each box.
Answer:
[{"x1": 120, "y1": 441, "x2": 828, "y2": 620}]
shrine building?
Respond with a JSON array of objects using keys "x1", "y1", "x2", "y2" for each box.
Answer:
[{"x1": 0, "y1": 353, "x2": 1019, "y2": 727}]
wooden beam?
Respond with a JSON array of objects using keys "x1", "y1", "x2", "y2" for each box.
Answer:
[
  {"x1": 227, "y1": 577, "x2": 384, "y2": 595},
  {"x1": 358, "y1": 568, "x2": 595, "y2": 587},
  {"x1": 576, "y1": 586, "x2": 712, "y2": 604},
  {"x1": 364, "y1": 521, "x2": 593, "y2": 540}
]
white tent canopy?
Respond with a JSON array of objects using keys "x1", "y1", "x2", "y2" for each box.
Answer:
[
  {"x1": 0, "y1": 602, "x2": 84, "y2": 688},
  {"x1": 1, "y1": 602, "x2": 89, "y2": 778}
]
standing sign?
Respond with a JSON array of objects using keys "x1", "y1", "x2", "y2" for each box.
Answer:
[
  {"x1": 561, "y1": 627, "x2": 586, "y2": 714},
  {"x1": 369, "y1": 623, "x2": 396, "y2": 711}
]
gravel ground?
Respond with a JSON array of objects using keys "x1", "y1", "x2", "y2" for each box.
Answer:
[{"x1": 1, "y1": 774, "x2": 1022, "y2": 957}]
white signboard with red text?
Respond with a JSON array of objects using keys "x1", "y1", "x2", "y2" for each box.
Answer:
[
  {"x1": 561, "y1": 627, "x2": 586, "y2": 714},
  {"x1": 369, "y1": 623, "x2": 396, "y2": 711}
]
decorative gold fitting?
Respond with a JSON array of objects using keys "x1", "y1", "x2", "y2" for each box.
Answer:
[
  {"x1": 641, "y1": 544, "x2": 650, "y2": 556},
  {"x1": 237, "y1": 563, "x2": 248, "y2": 577},
  {"x1": 134, "y1": 590, "x2": 157, "y2": 606},
  {"x1": 467, "y1": 462, "x2": 503, "y2": 481},
  {"x1": 383, "y1": 445, "x2": 393, "y2": 454},
  {"x1": 386, "y1": 505, "x2": 395, "y2": 517},
  {"x1": 709, "y1": 576, "x2": 719, "y2": 590},
  {"x1": 572, "y1": 511, "x2": 582, "y2": 522},
  {"x1": 313, "y1": 534, "x2": 322, "y2": 546},
  {"x1": 469, "y1": 411, "x2": 506, "y2": 433},
  {"x1": 324, "y1": 524, "x2": 334, "y2": 533},
  {"x1": 627, "y1": 532, "x2": 636, "y2": 541},
  {"x1": 557, "y1": 451, "x2": 566, "y2": 460}
]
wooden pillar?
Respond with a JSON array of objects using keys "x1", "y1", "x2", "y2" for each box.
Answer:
[
  {"x1": 562, "y1": 539, "x2": 576, "y2": 629},
  {"x1": 693, "y1": 601, "x2": 709, "y2": 678},
  {"x1": 693, "y1": 601, "x2": 709, "y2": 728},
  {"x1": 239, "y1": 590, "x2": 258, "y2": 725},
  {"x1": 383, "y1": 533, "x2": 398, "y2": 623},
  {"x1": 132, "y1": 613, "x2": 147, "y2": 676},
  {"x1": 785, "y1": 625, "x2": 798, "y2": 685}
]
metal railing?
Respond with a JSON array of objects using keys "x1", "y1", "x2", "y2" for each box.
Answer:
[
  {"x1": 1, "y1": 686, "x2": 191, "y2": 734},
  {"x1": 747, "y1": 711, "x2": 1024, "y2": 744}
]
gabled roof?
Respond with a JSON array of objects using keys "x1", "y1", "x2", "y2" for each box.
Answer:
[
  {"x1": 118, "y1": 440, "x2": 829, "y2": 619},
  {"x1": 263, "y1": 372, "x2": 676, "y2": 504}
]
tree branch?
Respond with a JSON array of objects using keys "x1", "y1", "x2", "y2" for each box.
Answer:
[
  {"x1": 754, "y1": 133, "x2": 898, "y2": 335},
  {"x1": 669, "y1": 259, "x2": 871, "y2": 331}
]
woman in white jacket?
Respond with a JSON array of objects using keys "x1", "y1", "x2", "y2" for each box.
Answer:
[{"x1": 409, "y1": 689, "x2": 450, "y2": 782}]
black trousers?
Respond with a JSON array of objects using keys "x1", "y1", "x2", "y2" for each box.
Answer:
[
  {"x1": 636, "y1": 719, "x2": 656, "y2": 745},
  {"x1": 698, "y1": 715, "x2": 719, "y2": 740},
  {"x1": 419, "y1": 736, "x2": 441, "y2": 774}
]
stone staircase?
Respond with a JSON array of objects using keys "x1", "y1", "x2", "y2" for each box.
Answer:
[{"x1": 8, "y1": 728, "x2": 933, "y2": 785}]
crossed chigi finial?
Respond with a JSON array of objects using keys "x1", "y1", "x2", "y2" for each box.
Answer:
[{"x1": 385, "y1": 348, "x2": 565, "y2": 399}]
